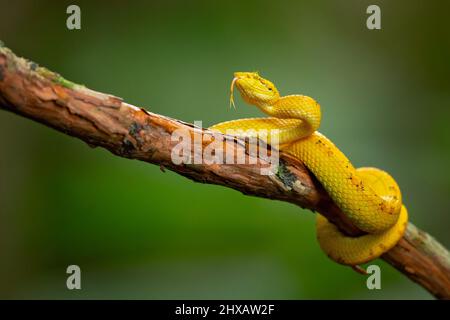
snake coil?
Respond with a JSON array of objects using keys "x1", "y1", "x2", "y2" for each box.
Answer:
[{"x1": 210, "y1": 72, "x2": 408, "y2": 266}]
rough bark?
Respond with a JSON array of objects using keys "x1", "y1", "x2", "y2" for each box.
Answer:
[{"x1": 0, "y1": 45, "x2": 448, "y2": 299}]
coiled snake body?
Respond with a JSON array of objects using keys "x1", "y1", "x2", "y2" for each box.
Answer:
[{"x1": 210, "y1": 72, "x2": 408, "y2": 266}]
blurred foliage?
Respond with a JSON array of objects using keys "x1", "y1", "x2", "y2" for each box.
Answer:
[{"x1": 0, "y1": 0, "x2": 449, "y2": 299}]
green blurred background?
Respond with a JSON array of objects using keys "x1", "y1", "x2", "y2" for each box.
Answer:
[{"x1": 0, "y1": 0, "x2": 449, "y2": 299}]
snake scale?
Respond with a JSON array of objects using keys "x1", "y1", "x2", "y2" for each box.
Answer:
[{"x1": 210, "y1": 72, "x2": 408, "y2": 266}]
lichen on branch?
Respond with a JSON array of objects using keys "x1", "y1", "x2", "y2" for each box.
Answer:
[{"x1": 0, "y1": 45, "x2": 449, "y2": 299}]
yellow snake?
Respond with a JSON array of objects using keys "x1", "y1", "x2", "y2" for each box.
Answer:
[{"x1": 210, "y1": 72, "x2": 408, "y2": 266}]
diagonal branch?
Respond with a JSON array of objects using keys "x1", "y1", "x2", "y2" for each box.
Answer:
[{"x1": 0, "y1": 45, "x2": 449, "y2": 299}]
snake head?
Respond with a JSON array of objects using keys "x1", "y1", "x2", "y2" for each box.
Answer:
[{"x1": 230, "y1": 72, "x2": 280, "y2": 109}]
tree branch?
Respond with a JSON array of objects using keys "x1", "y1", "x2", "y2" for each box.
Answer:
[{"x1": 0, "y1": 45, "x2": 449, "y2": 299}]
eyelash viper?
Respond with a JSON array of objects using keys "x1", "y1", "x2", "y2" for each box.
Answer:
[{"x1": 209, "y1": 72, "x2": 408, "y2": 266}]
